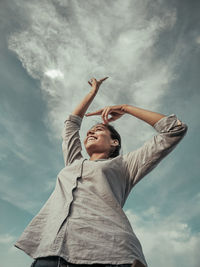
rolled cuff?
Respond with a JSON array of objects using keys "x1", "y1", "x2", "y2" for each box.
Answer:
[
  {"x1": 153, "y1": 114, "x2": 184, "y2": 133},
  {"x1": 64, "y1": 114, "x2": 83, "y2": 125}
]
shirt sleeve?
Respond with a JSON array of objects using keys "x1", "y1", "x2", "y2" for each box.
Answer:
[
  {"x1": 61, "y1": 114, "x2": 83, "y2": 166},
  {"x1": 122, "y1": 114, "x2": 188, "y2": 190}
]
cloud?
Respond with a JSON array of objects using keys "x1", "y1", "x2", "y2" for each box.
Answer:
[
  {"x1": 125, "y1": 208, "x2": 200, "y2": 267},
  {"x1": 0, "y1": 113, "x2": 56, "y2": 214},
  {"x1": 4, "y1": 0, "x2": 190, "y2": 219},
  {"x1": 7, "y1": 0, "x2": 179, "y2": 144},
  {"x1": 45, "y1": 69, "x2": 64, "y2": 79},
  {"x1": 0, "y1": 233, "x2": 33, "y2": 266},
  {"x1": 44, "y1": 179, "x2": 56, "y2": 192},
  {"x1": 0, "y1": 114, "x2": 33, "y2": 165},
  {"x1": 0, "y1": 233, "x2": 15, "y2": 244},
  {"x1": 1, "y1": 1, "x2": 197, "y2": 266},
  {"x1": 196, "y1": 36, "x2": 200, "y2": 44},
  {"x1": 0, "y1": 178, "x2": 41, "y2": 213}
]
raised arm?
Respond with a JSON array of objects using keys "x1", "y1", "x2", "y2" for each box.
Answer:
[
  {"x1": 72, "y1": 77, "x2": 108, "y2": 118},
  {"x1": 62, "y1": 77, "x2": 108, "y2": 166},
  {"x1": 85, "y1": 103, "x2": 182, "y2": 127},
  {"x1": 121, "y1": 111, "x2": 188, "y2": 192},
  {"x1": 123, "y1": 104, "x2": 182, "y2": 126},
  {"x1": 84, "y1": 103, "x2": 187, "y2": 191}
]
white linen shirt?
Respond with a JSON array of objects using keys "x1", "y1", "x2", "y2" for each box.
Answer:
[{"x1": 14, "y1": 113, "x2": 188, "y2": 266}]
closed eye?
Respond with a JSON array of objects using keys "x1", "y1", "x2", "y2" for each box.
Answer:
[{"x1": 87, "y1": 127, "x2": 105, "y2": 136}]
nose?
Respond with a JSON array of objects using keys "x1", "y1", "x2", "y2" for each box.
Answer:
[
  {"x1": 85, "y1": 130, "x2": 94, "y2": 142},
  {"x1": 88, "y1": 129, "x2": 95, "y2": 136}
]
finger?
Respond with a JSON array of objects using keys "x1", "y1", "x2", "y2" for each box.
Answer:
[
  {"x1": 85, "y1": 108, "x2": 104, "y2": 116},
  {"x1": 101, "y1": 109, "x2": 106, "y2": 123},
  {"x1": 91, "y1": 78, "x2": 97, "y2": 83},
  {"x1": 104, "y1": 107, "x2": 111, "y2": 123},
  {"x1": 99, "y1": 77, "x2": 109, "y2": 82},
  {"x1": 107, "y1": 117, "x2": 115, "y2": 122},
  {"x1": 88, "y1": 81, "x2": 92, "y2": 86},
  {"x1": 101, "y1": 108, "x2": 107, "y2": 124},
  {"x1": 104, "y1": 107, "x2": 112, "y2": 123},
  {"x1": 101, "y1": 107, "x2": 109, "y2": 124}
]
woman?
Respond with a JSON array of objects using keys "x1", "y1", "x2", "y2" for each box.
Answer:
[{"x1": 14, "y1": 77, "x2": 188, "y2": 267}]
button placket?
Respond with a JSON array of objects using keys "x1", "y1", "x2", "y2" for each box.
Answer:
[{"x1": 55, "y1": 159, "x2": 86, "y2": 237}]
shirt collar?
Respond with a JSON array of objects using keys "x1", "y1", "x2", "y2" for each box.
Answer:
[{"x1": 87, "y1": 158, "x2": 112, "y2": 162}]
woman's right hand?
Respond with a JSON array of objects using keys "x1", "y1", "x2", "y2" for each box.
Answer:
[
  {"x1": 85, "y1": 104, "x2": 127, "y2": 124},
  {"x1": 88, "y1": 77, "x2": 109, "y2": 93}
]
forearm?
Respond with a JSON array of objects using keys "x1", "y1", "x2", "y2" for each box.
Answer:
[
  {"x1": 123, "y1": 104, "x2": 166, "y2": 126},
  {"x1": 71, "y1": 89, "x2": 97, "y2": 118}
]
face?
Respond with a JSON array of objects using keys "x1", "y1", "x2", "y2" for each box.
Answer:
[{"x1": 84, "y1": 123, "x2": 118, "y2": 158}]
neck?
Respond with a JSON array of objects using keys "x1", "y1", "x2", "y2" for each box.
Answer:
[{"x1": 89, "y1": 152, "x2": 109, "y2": 161}]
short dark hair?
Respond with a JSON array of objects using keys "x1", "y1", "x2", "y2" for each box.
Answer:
[{"x1": 93, "y1": 122, "x2": 121, "y2": 158}]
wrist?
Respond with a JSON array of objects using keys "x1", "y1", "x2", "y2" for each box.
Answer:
[
  {"x1": 90, "y1": 88, "x2": 98, "y2": 95},
  {"x1": 122, "y1": 104, "x2": 131, "y2": 113}
]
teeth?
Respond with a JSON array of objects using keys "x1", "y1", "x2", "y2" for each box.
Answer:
[{"x1": 87, "y1": 137, "x2": 97, "y2": 142}]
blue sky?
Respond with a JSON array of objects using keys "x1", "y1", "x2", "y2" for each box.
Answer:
[{"x1": 0, "y1": 0, "x2": 199, "y2": 266}]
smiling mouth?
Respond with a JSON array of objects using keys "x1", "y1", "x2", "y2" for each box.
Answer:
[{"x1": 87, "y1": 137, "x2": 98, "y2": 142}]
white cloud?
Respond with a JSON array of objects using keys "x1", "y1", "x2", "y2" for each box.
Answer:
[
  {"x1": 0, "y1": 185, "x2": 40, "y2": 213},
  {"x1": 7, "y1": 0, "x2": 179, "y2": 143},
  {"x1": 44, "y1": 179, "x2": 56, "y2": 192},
  {"x1": 45, "y1": 69, "x2": 64, "y2": 79},
  {"x1": 125, "y1": 208, "x2": 200, "y2": 267},
  {"x1": 196, "y1": 36, "x2": 200, "y2": 44},
  {"x1": 0, "y1": 233, "x2": 15, "y2": 244},
  {"x1": 1, "y1": 1, "x2": 196, "y2": 266},
  {"x1": 0, "y1": 115, "x2": 33, "y2": 164},
  {"x1": 0, "y1": 234, "x2": 33, "y2": 266},
  {"x1": 4, "y1": 0, "x2": 189, "y2": 219}
]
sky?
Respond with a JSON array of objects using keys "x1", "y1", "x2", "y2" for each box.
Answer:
[{"x1": 0, "y1": 0, "x2": 199, "y2": 266}]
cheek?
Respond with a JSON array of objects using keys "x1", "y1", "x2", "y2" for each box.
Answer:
[{"x1": 99, "y1": 135, "x2": 110, "y2": 144}]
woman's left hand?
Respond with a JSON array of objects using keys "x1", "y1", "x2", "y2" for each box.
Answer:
[
  {"x1": 85, "y1": 104, "x2": 127, "y2": 124},
  {"x1": 88, "y1": 77, "x2": 109, "y2": 93}
]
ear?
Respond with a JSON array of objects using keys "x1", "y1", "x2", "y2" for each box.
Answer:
[{"x1": 111, "y1": 139, "x2": 119, "y2": 147}]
